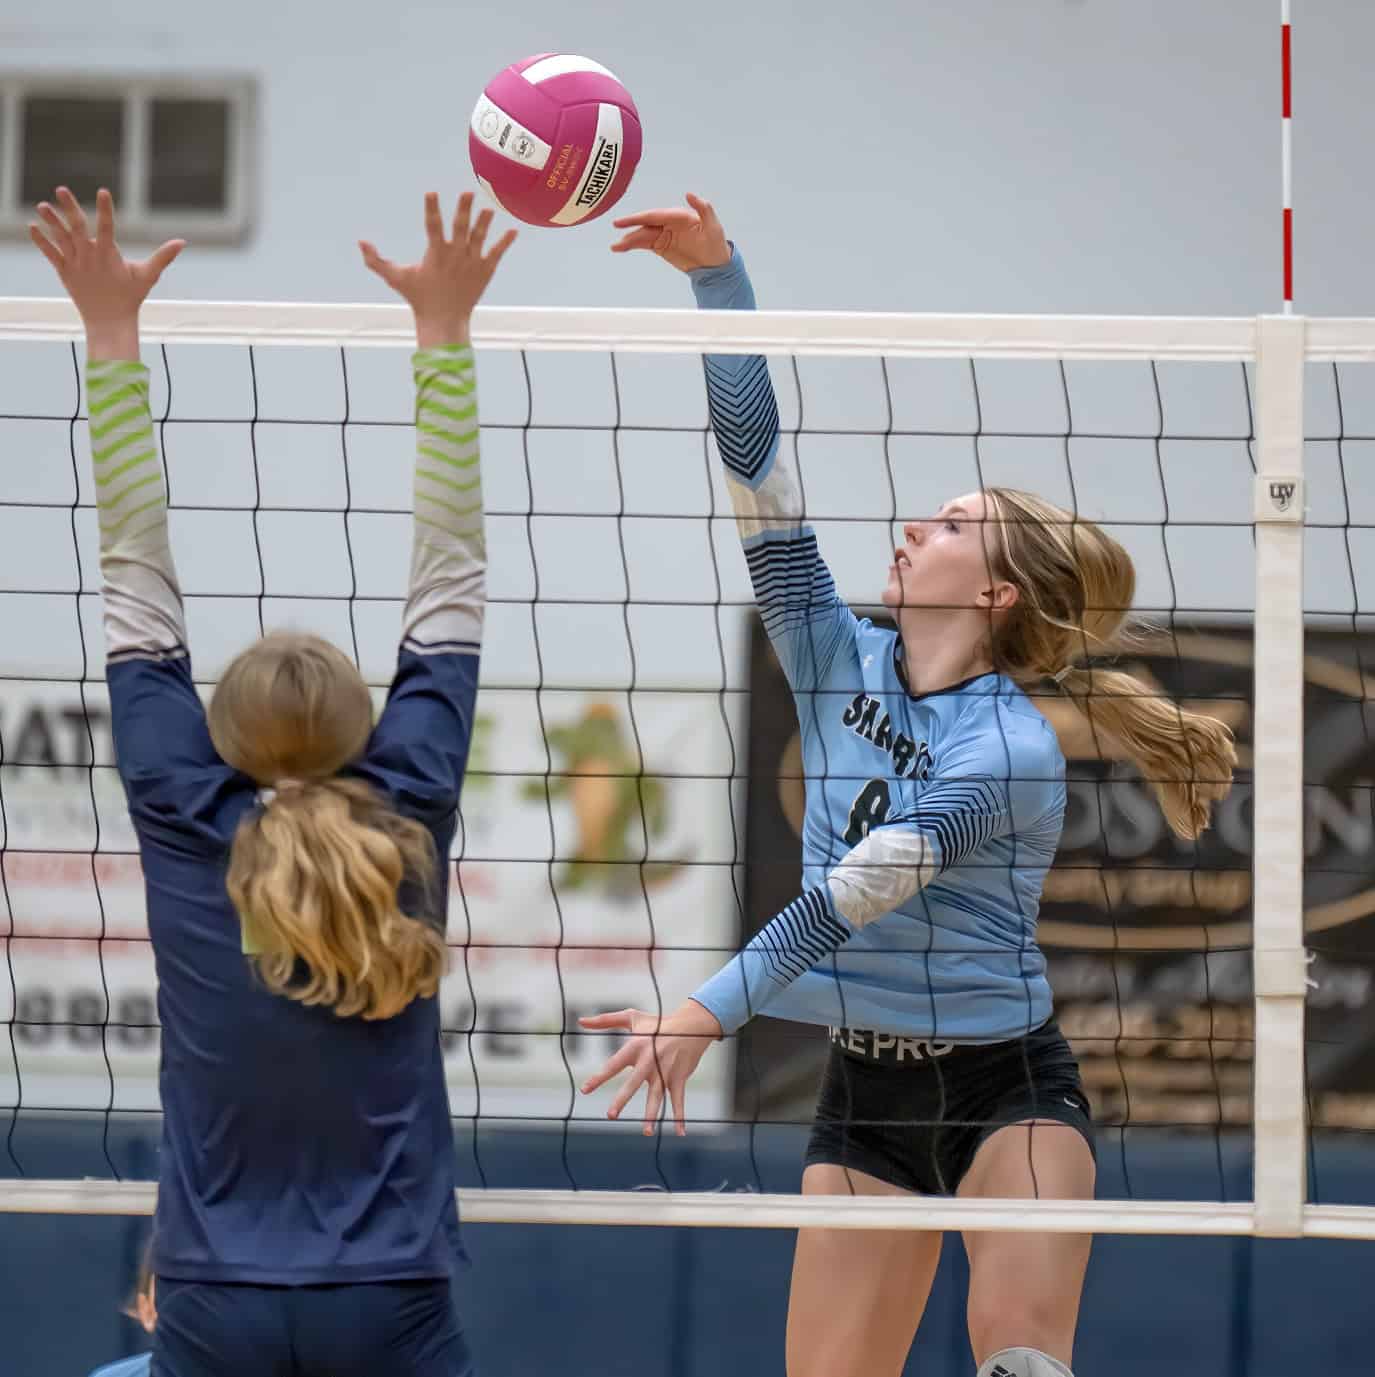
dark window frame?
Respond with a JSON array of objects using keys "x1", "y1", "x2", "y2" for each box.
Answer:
[{"x1": 0, "y1": 73, "x2": 256, "y2": 243}]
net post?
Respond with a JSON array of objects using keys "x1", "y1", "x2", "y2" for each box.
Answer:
[{"x1": 1251, "y1": 313, "x2": 1307, "y2": 1238}]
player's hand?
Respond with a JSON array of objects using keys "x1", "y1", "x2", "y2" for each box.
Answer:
[
  {"x1": 578, "y1": 999, "x2": 723, "y2": 1136},
  {"x1": 29, "y1": 187, "x2": 185, "y2": 358},
  {"x1": 360, "y1": 191, "x2": 517, "y2": 349},
  {"x1": 609, "y1": 193, "x2": 732, "y2": 273}
]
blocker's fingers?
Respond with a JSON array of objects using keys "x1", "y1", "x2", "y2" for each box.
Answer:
[
  {"x1": 28, "y1": 223, "x2": 65, "y2": 271},
  {"x1": 469, "y1": 206, "x2": 495, "y2": 256},
  {"x1": 451, "y1": 191, "x2": 474, "y2": 244},
  {"x1": 359, "y1": 241, "x2": 401, "y2": 286},
  {"x1": 56, "y1": 187, "x2": 91, "y2": 241},
  {"x1": 95, "y1": 188, "x2": 116, "y2": 248},
  {"x1": 484, "y1": 227, "x2": 518, "y2": 268},
  {"x1": 142, "y1": 239, "x2": 187, "y2": 284},
  {"x1": 423, "y1": 192, "x2": 445, "y2": 247},
  {"x1": 36, "y1": 203, "x2": 76, "y2": 253}
]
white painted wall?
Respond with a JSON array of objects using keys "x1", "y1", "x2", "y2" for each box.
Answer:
[{"x1": 2, "y1": 0, "x2": 1374, "y2": 315}]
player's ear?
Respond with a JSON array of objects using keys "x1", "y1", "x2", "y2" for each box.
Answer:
[{"x1": 978, "y1": 581, "x2": 1019, "y2": 611}]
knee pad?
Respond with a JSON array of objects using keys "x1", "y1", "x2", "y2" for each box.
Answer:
[{"x1": 977, "y1": 1348, "x2": 1074, "y2": 1377}]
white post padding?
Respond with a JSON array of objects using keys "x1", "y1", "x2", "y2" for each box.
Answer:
[{"x1": 1251, "y1": 314, "x2": 1308, "y2": 1238}]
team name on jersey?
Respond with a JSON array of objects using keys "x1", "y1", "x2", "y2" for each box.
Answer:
[{"x1": 840, "y1": 693, "x2": 933, "y2": 780}]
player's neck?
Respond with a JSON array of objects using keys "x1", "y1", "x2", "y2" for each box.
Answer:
[{"x1": 896, "y1": 612, "x2": 994, "y2": 697}]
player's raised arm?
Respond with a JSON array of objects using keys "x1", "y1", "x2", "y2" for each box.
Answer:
[
  {"x1": 610, "y1": 194, "x2": 857, "y2": 691},
  {"x1": 29, "y1": 187, "x2": 186, "y2": 662},
  {"x1": 356, "y1": 192, "x2": 516, "y2": 818}
]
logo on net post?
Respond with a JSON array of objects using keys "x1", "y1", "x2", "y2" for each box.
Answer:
[
  {"x1": 1268, "y1": 479, "x2": 1297, "y2": 512},
  {"x1": 575, "y1": 137, "x2": 620, "y2": 209}
]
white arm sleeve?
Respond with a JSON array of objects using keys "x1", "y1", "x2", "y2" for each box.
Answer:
[{"x1": 825, "y1": 826, "x2": 938, "y2": 929}]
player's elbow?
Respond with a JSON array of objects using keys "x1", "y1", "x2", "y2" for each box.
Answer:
[{"x1": 825, "y1": 831, "x2": 935, "y2": 928}]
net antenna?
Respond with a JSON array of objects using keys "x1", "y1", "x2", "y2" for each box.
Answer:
[{"x1": 1282, "y1": 0, "x2": 1294, "y2": 314}]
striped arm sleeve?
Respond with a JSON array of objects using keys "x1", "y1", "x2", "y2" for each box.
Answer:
[
  {"x1": 692, "y1": 885, "x2": 854, "y2": 1035},
  {"x1": 898, "y1": 778, "x2": 1006, "y2": 874},
  {"x1": 702, "y1": 351, "x2": 781, "y2": 487},
  {"x1": 401, "y1": 345, "x2": 485, "y2": 656},
  {"x1": 87, "y1": 360, "x2": 186, "y2": 661},
  {"x1": 741, "y1": 526, "x2": 849, "y2": 677},
  {"x1": 690, "y1": 250, "x2": 855, "y2": 689}
]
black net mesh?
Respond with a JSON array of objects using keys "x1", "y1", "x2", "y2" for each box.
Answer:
[{"x1": 0, "y1": 333, "x2": 1334, "y2": 1212}]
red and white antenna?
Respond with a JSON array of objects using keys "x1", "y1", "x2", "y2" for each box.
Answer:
[{"x1": 1282, "y1": 0, "x2": 1293, "y2": 312}]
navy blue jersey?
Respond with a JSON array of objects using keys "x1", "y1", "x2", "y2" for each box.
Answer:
[
  {"x1": 91, "y1": 348, "x2": 485, "y2": 1283},
  {"x1": 686, "y1": 255, "x2": 1066, "y2": 1042}
]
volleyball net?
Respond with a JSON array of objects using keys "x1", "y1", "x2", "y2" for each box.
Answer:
[{"x1": 0, "y1": 296, "x2": 1370, "y2": 1240}]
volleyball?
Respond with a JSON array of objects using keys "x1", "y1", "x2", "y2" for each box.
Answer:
[{"x1": 468, "y1": 53, "x2": 642, "y2": 228}]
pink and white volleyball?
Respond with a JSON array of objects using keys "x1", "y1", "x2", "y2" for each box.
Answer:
[{"x1": 469, "y1": 54, "x2": 642, "y2": 228}]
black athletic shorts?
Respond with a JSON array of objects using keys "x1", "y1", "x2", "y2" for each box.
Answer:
[
  {"x1": 804, "y1": 1018, "x2": 1094, "y2": 1196},
  {"x1": 151, "y1": 1277, "x2": 474, "y2": 1377}
]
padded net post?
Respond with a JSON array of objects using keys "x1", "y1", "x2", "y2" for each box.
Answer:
[{"x1": 1251, "y1": 315, "x2": 1308, "y2": 1237}]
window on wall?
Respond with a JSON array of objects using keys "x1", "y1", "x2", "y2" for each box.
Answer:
[{"x1": 0, "y1": 76, "x2": 255, "y2": 241}]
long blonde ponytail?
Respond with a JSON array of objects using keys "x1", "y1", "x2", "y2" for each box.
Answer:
[
  {"x1": 985, "y1": 488, "x2": 1236, "y2": 840},
  {"x1": 208, "y1": 632, "x2": 447, "y2": 1019}
]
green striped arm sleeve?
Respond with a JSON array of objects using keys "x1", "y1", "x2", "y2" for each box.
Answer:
[
  {"x1": 86, "y1": 360, "x2": 187, "y2": 661},
  {"x1": 402, "y1": 345, "x2": 485, "y2": 655}
]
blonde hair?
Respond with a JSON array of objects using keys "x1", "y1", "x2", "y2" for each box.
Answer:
[
  {"x1": 208, "y1": 632, "x2": 447, "y2": 1020},
  {"x1": 983, "y1": 487, "x2": 1236, "y2": 841}
]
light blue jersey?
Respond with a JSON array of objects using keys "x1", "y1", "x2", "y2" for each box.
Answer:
[
  {"x1": 690, "y1": 251, "x2": 1066, "y2": 1043},
  {"x1": 88, "y1": 1355, "x2": 151, "y2": 1377}
]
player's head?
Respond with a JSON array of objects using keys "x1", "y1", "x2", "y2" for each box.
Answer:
[
  {"x1": 208, "y1": 632, "x2": 447, "y2": 1020},
  {"x1": 883, "y1": 490, "x2": 1021, "y2": 624},
  {"x1": 886, "y1": 487, "x2": 1235, "y2": 839},
  {"x1": 122, "y1": 1238, "x2": 156, "y2": 1334}
]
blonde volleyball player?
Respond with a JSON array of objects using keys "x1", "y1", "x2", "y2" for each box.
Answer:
[
  {"x1": 30, "y1": 186, "x2": 513, "y2": 1376},
  {"x1": 579, "y1": 195, "x2": 1236, "y2": 1377}
]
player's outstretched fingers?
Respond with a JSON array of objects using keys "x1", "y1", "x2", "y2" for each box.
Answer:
[
  {"x1": 484, "y1": 228, "x2": 518, "y2": 269},
  {"x1": 95, "y1": 188, "x2": 116, "y2": 249},
  {"x1": 56, "y1": 186, "x2": 91, "y2": 241},
  {"x1": 578, "y1": 1038, "x2": 639, "y2": 1096},
  {"x1": 578, "y1": 1009, "x2": 638, "y2": 1031},
  {"x1": 36, "y1": 202, "x2": 76, "y2": 256},
  {"x1": 607, "y1": 1058, "x2": 650, "y2": 1121},
  {"x1": 685, "y1": 193, "x2": 719, "y2": 228},
  {"x1": 28, "y1": 223, "x2": 65, "y2": 271},
  {"x1": 451, "y1": 191, "x2": 473, "y2": 245},
  {"x1": 469, "y1": 206, "x2": 494, "y2": 256},
  {"x1": 359, "y1": 240, "x2": 402, "y2": 284},
  {"x1": 610, "y1": 208, "x2": 698, "y2": 230},
  {"x1": 668, "y1": 1075, "x2": 689, "y2": 1138},
  {"x1": 610, "y1": 227, "x2": 662, "y2": 254},
  {"x1": 423, "y1": 192, "x2": 444, "y2": 248},
  {"x1": 642, "y1": 1072, "x2": 666, "y2": 1136},
  {"x1": 140, "y1": 239, "x2": 187, "y2": 287}
]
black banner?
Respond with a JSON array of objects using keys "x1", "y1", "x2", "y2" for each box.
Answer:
[{"x1": 738, "y1": 619, "x2": 1375, "y2": 1130}]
